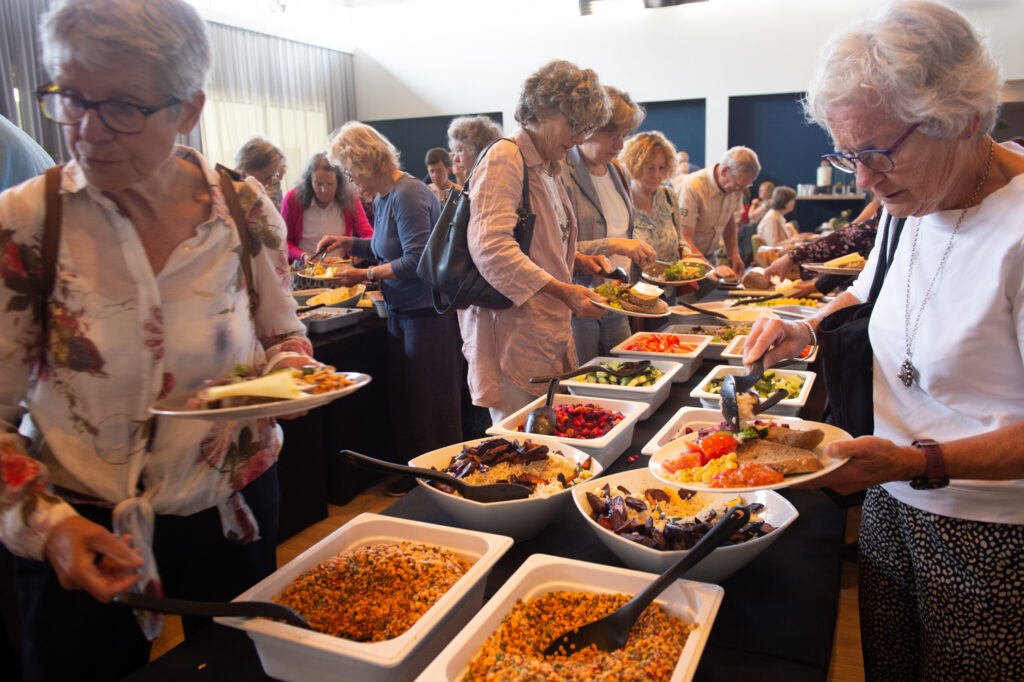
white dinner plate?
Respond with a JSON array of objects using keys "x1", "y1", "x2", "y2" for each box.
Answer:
[
  {"x1": 640, "y1": 261, "x2": 711, "y2": 287},
  {"x1": 591, "y1": 299, "x2": 671, "y2": 318},
  {"x1": 149, "y1": 372, "x2": 371, "y2": 420},
  {"x1": 648, "y1": 419, "x2": 851, "y2": 493}
]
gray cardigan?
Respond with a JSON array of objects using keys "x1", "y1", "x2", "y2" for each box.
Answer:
[{"x1": 560, "y1": 146, "x2": 635, "y2": 287}]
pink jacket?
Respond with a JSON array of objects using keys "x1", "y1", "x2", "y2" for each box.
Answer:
[
  {"x1": 458, "y1": 129, "x2": 578, "y2": 407},
  {"x1": 281, "y1": 187, "x2": 373, "y2": 261}
]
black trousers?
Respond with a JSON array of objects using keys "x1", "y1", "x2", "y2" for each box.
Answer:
[{"x1": 14, "y1": 465, "x2": 279, "y2": 682}]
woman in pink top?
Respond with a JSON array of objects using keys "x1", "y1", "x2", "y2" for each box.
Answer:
[
  {"x1": 280, "y1": 152, "x2": 372, "y2": 261},
  {"x1": 460, "y1": 60, "x2": 610, "y2": 422}
]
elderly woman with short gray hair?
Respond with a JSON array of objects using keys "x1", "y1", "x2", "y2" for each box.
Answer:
[
  {"x1": 745, "y1": 2, "x2": 1024, "y2": 677},
  {"x1": 459, "y1": 59, "x2": 609, "y2": 421},
  {"x1": 0, "y1": 0, "x2": 314, "y2": 678},
  {"x1": 234, "y1": 135, "x2": 286, "y2": 209},
  {"x1": 447, "y1": 114, "x2": 503, "y2": 186}
]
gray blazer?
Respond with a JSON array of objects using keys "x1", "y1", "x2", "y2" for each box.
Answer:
[{"x1": 561, "y1": 146, "x2": 635, "y2": 286}]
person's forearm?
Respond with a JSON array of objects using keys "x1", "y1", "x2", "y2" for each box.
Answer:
[
  {"x1": 940, "y1": 420, "x2": 1024, "y2": 480},
  {"x1": 805, "y1": 290, "x2": 860, "y2": 332}
]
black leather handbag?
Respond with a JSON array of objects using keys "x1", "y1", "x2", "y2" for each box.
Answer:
[
  {"x1": 417, "y1": 138, "x2": 535, "y2": 314},
  {"x1": 817, "y1": 213, "x2": 905, "y2": 437}
]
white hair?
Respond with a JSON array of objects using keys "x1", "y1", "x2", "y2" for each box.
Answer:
[
  {"x1": 41, "y1": 0, "x2": 212, "y2": 101},
  {"x1": 720, "y1": 146, "x2": 761, "y2": 177},
  {"x1": 803, "y1": 0, "x2": 1002, "y2": 140}
]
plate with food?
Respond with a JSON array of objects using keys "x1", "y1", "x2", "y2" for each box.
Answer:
[
  {"x1": 641, "y1": 259, "x2": 711, "y2": 286},
  {"x1": 591, "y1": 281, "x2": 670, "y2": 317},
  {"x1": 149, "y1": 365, "x2": 371, "y2": 420},
  {"x1": 303, "y1": 284, "x2": 365, "y2": 309},
  {"x1": 802, "y1": 252, "x2": 866, "y2": 276},
  {"x1": 649, "y1": 415, "x2": 851, "y2": 493}
]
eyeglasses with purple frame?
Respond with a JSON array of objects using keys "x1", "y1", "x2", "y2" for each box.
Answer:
[{"x1": 822, "y1": 122, "x2": 921, "y2": 174}]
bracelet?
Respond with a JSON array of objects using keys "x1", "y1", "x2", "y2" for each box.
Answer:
[
  {"x1": 365, "y1": 266, "x2": 374, "y2": 283},
  {"x1": 795, "y1": 319, "x2": 818, "y2": 351}
]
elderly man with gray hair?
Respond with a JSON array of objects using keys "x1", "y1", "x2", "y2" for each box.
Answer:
[{"x1": 677, "y1": 145, "x2": 761, "y2": 277}]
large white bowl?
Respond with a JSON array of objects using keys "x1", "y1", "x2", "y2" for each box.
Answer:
[
  {"x1": 669, "y1": 301, "x2": 779, "y2": 323},
  {"x1": 565, "y1": 355, "x2": 682, "y2": 420},
  {"x1": 416, "y1": 553, "x2": 723, "y2": 682},
  {"x1": 721, "y1": 334, "x2": 818, "y2": 368},
  {"x1": 571, "y1": 468, "x2": 799, "y2": 582},
  {"x1": 690, "y1": 364, "x2": 815, "y2": 417},
  {"x1": 409, "y1": 436, "x2": 604, "y2": 541},
  {"x1": 640, "y1": 406, "x2": 792, "y2": 456},
  {"x1": 609, "y1": 332, "x2": 711, "y2": 382},
  {"x1": 662, "y1": 322, "x2": 753, "y2": 362},
  {"x1": 487, "y1": 393, "x2": 646, "y2": 469},
  {"x1": 216, "y1": 513, "x2": 512, "y2": 682}
]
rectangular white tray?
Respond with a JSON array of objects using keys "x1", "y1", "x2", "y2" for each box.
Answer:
[
  {"x1": 609, "y1": 332, "x2": 711, "y2": 382},
  {"x1": 689, "y1": 364, "x2": 816, "y2": 417},
  {"x1": 565, "y1": 356, "x2": 683, "y2": 420}
]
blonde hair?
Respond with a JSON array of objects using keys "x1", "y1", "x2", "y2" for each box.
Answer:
[
  {"x1": 328, "y1": 121, "x2": 401, "y2": 177},
  {"x1": 619, "y1": 131, "x2": 678, "y2": 180},
  {"x1": 598, "y1": 86, "x2": 645, "y2": 134}
]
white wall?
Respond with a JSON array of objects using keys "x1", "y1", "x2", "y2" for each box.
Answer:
[{"x1": 349, "y1": 0, "x2": 1024, "y2": 161}]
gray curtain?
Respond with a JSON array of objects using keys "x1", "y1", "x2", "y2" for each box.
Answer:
[{"x1": 0, "y1": 0, "x2": 68, "y2": 161}]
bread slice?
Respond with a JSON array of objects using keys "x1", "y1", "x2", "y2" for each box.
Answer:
[
  {"x1": 764, "y1": 427, "x2": 824, "y2": 450},
  {"x1": 736, "y1": 439, "x2": 823, "y2": 475},
  {"x1": 741, "y1": 271, "x2": 771, "y2": 290}
]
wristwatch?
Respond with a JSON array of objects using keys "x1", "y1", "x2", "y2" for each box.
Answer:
[
  {"x1": 909, "y1": 438, "x2": 949, "y2": 490},
  {"x1": 365, "y1": 266, "x2": 375, "y2": 283}
]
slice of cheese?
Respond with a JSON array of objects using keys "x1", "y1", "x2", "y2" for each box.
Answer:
[
  {"x1": 201, "y1": 371, "x2": 303, "y2": 401},
  {"x1": 631, "y1": 282, "x2": 664, "y2": 298},
  {"x1": 824, "y1": 252, "x2": 865, "y2": 268}
]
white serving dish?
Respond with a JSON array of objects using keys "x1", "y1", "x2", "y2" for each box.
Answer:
[
  {"x1": 299, "y1": 307, "x2": 363, "y2": 334},
  {"x1": 217, "y1": 513, "x2": 512, "y2": 682},
  {"x1": 486, "y1": 394, "x2": 646, "y2": 469},
  {"x1": 571, "y1": 468, "x2": 799, "y2": 581},
  {"x1": 662, "y1": 323, "x2": 752, "y2": 362},
  {"x1": 408, "y1": 436, "x2": 603, "y2": 541},
  {"x1": 304, "y1": 284, "x2": 366, "y2": 309},
  {"x1": 293, "y1": 288, "x2": 329, "y2": 305},
  {"x1": 416, "y1": 553, "x2": 723, "y2": 682},
  {"x1": 565, "y1": 356, "x2": 682, "y2": 420},
  {"x1": 640, "y1": 406, "x2": 792, "y2": 456},
  {"x1": 720, "y1": 335, "x2": 818, "y2": 368},
  {"x1": 669, "y1": 300, "x2": 778, "y2": 323},
  {"x1": 609, "y1": 332, "x2": 711, "y2": 382},
  {"x1": 689, "y1": 364, "x2": 815, "y2": 417}
]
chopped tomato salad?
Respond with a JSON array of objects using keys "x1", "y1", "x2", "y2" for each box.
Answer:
[
  {"x1": 709, "y1": 462, "x2": 784, "y2": 488},
  {"x1": 517, "y1": 403, "x2": 623, "y2": 439},
  {"x1": 623, "y1": 334, "x2": 698, "y2": 354}
]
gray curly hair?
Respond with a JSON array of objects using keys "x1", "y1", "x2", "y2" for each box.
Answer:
[
  {"x1": 41, "y1": 0, "x2": 212, "y2": 102},
  {"x1": 803, "y1": 0, "x2": 1003, "y2": 140},
  {"x1": 514, "y1": 60, "x2": 609, "y2": 133},
  {"x1": 447, "y1": 115, "x2": 503, "y2": 161}
]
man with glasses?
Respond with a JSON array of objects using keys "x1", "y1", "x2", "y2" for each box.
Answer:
[{"x1": 676, "y1": 145, "x2": 761, "y2": 279}]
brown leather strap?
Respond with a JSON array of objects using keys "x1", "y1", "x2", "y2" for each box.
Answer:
[
  {"x1": 216, "y1": 165, "x2": 258, "y2": 314},
  {"x1": 42, "y1": 166, "x2": 63, "y2": 298}
]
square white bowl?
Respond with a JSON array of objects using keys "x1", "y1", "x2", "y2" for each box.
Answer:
[
  {"x1": 216, "y1": 513, "x2": 512, "y2": 682},
  {"x1": 720, "y1": 335, "x2": 818, "y2": 368},
  {"x1": 662, "y1": 323, "x2": 753, "y2": 362},
  {"x1": 293, "y1": 288, "x2": 330, "y2": 306},
  {"x1": 689, "y1": 364, "x2": 816, "y2": 417},
  {"x1": 416, "y1": 553, "x2": 724, "y2": 682},
  {"x1": 409, "y1": 436, "x2": 603, "y2": 541},
  {"x1": 668, "y1": 301, "x2": 779, "y2": 323},
  {"x1": 640, "y1": 406, "x2": 794, "y2": 456},
  {"x1": 565, "y1": 356, "x2": 683, "y2": 420},
  {"x1": 609, "y1": 332, "x2": 712, "y2": 382},
  {"x1": 486, "y1": 394, "x2": 647, "y2": 469},
  {"x1": 299, "y1": 307, "x2": 363, "y2": 334},
  {"x1": 571, "y1": 468, "x2": 799, "y2": 581}
]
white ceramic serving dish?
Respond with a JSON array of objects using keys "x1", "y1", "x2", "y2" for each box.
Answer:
[
  {"x1": 303, "y1": 283, "x2": 366, "y2": 309},
  {"x1": 217, "y1": 513, "x2": 512, "y2": 682},
  {"x1": 661, "y1": 323, "x2": 753, "y2": 362},
  {"x1": 640, "y1": 406, "x2": 792, "y2": 456},
  {"x1": 720, "y1": 335, "x2": 818, "y2": 368},
  {"x1": 609, "y1": 332, "x2": 711, "y2": 382},
  {"x1": 416, "y1": 553, "x2": 723, "y2": 682},
  {"x1": 668, "y1": 300, "x2": 779, "y2": 323},
  {"x1": 486, "y1": 394, "x2": 646, "y2": 469},
  {"x1": 299, "y1": 307, "x2": 363, "y2": 334},
  {"x1": 571, "y1": 468, "x2": 799, "y2": 581},
  {"x1": 408, "y1": 436, "x2": 603, "y2": 541},
  {"x1": 565, "y1": 356, "x2": 683, "y2": 420},
  {"x1": 293, "y1": 288, "x2": 329, "y2": 305},
  {"x1": 689, "y1": 364, "x2": 815, "y2": 417}
]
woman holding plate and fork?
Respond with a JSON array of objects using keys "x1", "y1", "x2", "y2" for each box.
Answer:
[{"x1": 744, "y1": 2, "x2": 1024, "y2": 677}]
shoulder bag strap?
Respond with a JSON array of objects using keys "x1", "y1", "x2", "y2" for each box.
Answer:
[
  {"x1": 216, "y1": 166, "x2": 258, "y2": 314},
  {"x1": 467, "y1": 137, "x2": 533, "y2": 248},
  {"x1": 40, "y1": 165, "x2": 64, "y2": 345},
  {"x1": 866, "y1": 212, "x2": 906, "y2": 304}
]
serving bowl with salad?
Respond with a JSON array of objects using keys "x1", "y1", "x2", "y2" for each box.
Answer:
[
  {"x1": 689, "y1": 364, "x2": 815, "y2": 416},
  {"x1": 565, "y1": 356, "x2": 683, "y2": 420},
  {"x1": 610, "y1": 332, "x2": 711, "y2": 382}
]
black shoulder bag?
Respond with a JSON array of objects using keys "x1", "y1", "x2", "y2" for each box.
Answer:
[
  {"x1": 817, "y1": 213, "x2": 905, "y2": 437},
  {"x1": 417, "y1": 138, "x2": 535, "y2": 314}
]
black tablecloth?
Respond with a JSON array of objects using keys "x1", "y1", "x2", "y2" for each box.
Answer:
[{"x1": 125, "y1": 309, "x2": 847, "y2": 682}]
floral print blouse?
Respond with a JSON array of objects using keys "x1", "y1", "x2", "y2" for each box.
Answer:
[
  {"x1": 0, "y1": 148, "x2": 310, "y2": 573},
  {"x1": 632, "y1": 186, "x2": 689, "y2": 262}
]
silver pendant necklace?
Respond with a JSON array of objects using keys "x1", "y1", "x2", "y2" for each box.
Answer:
[{"x1": 899, "y1": 137, "x2": 993, "y2": 387}]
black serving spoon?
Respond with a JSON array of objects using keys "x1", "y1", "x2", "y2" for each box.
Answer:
[
  {"x1": 116, "y1": 592, "x2": 313, "y2": 630},
  {"x1": 341, "y1": 450, "x2": 532, "y2": 502},
  {"x1": 542, "y1": 505, "x2": 750, "y2": 656}
]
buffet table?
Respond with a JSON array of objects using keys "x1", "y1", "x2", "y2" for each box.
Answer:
[{"x1": 125, "y1": 310, "x2": 848, "y2": 681}]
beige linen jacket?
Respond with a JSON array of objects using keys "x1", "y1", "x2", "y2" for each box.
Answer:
[{"x1": 458, "y1": 129, "x2": 578, "y2": 407}]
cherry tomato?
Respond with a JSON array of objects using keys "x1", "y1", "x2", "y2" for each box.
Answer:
[{"x1": 698, "y1": 432, "x2": 739, "y2": 463}]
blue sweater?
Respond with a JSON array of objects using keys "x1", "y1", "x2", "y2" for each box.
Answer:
[{"x1": 350, "y1": 174, "x2": 440, "y2": 312}]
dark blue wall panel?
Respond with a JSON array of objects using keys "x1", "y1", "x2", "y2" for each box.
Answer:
[
  {"x1": 364, "y1": 112, "x2": 503, "y2": 180},
  {"x1": 636, "y1": 99, "x2": 706, "y2": 168},
  {"x1": 728, "y1": 92, "x2": 832, "y2": 191}
]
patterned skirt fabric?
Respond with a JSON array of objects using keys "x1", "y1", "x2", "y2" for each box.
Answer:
[{"x1": 858, "y1": 486, "x2": 1024, "y2": 681}]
